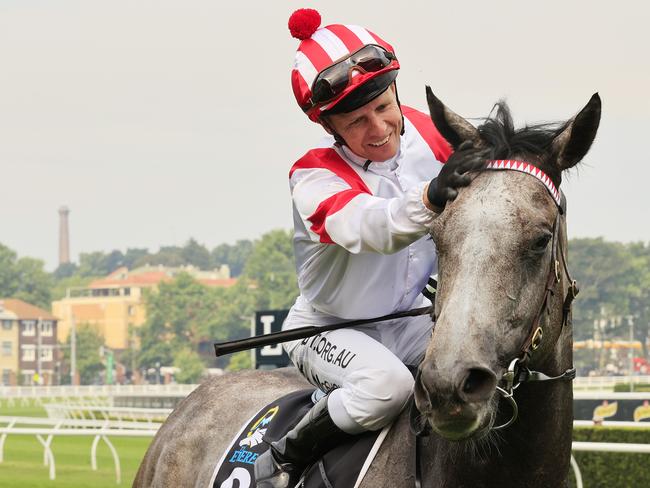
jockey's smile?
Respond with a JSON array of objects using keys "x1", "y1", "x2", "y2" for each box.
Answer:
[{"x1": 323, "y1": 85, "x2": 403, "y2": 162}]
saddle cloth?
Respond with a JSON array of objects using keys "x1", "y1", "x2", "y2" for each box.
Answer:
[{"x1": 209, "y1": 389, "x2": 390, "y2": 488}]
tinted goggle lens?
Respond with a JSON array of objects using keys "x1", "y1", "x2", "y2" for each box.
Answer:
[{"x1": 311, "y1": 45, "x2": 395, "y2": 105}]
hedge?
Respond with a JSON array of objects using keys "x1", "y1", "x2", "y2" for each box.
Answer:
[
  {"x1": 613, "y1": 383, "x2": 650, "y2": 392},
  {"x1": 570, "y1": 426, "x2": 650, "y2": 487}
]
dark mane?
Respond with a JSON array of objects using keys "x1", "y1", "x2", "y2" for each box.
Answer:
[{"x1": 477, "y1": 102, "x2": 568, "y2": 186}]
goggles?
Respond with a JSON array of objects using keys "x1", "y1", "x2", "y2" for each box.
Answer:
[{"x1": 310, "y1": 44, "x2": 398, "y2": 107}]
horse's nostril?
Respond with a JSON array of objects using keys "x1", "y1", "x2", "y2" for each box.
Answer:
[{"x1": 461, "y1": 367, "x2": 497, "y2": 403}]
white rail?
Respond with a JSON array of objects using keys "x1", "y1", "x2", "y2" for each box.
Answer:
[
  {"x1": 44, "y1": 404, "x2": 172, "y2": 422},
  {"x1": 574, "y1": 375, "x2": 650, "y2": 391},
  {"x1": 573, "y1": 391, "x2": 650, "y2": 400},
  {"x1": 0, "y1": 383, "x2": 199, "y2": 400},
  {"x1": 574, "y1": 420, "x2": 650, "y2": 428},
  {"x1": 0, "y1": 415, "x2": 162, "y2": 429},
  {"x1": 572, "y1": 441, "x2": 650, "y2": 453}
]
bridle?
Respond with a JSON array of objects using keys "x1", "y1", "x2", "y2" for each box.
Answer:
[
  {"x1": 409, "y1": 159, "x2": 582, "y2": 487},
  {"x1": 484, "y1": 160, "x2": 578, "y2": 430},
  {"x1": 413, "y1": 160, "x2": 579, "y2": 433}
]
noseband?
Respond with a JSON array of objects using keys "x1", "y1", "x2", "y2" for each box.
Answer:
[{"x1": 485, "y1": 160, "x2": 578, "y2": 430}]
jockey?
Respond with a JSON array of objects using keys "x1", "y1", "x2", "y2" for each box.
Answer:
[{"x1": 254, "y1": 9, "x2": 484, "y2": 488}]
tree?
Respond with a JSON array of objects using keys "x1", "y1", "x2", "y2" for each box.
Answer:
[
  {"x1": 227, "y1": 350, "x2": 252, "y2": 371},
  {"x1": 627, "y1": 243, "x2": 650, "y2": 357},
  {"x1": 137, "y1": 273, "x2": 226, "y2": 370},
  {"x1": 212, "y1": 240, "x2": 254, "y2": 277},
  {"x1": 569, "y1": 238, "x2": 650, "y2": 371},
  {"x1": 173, "y1": 348, "x2": 205, "y2": 383},
  {"x1": 242, "y1": 229, "x2": 298, "y2": 310},
  {"x1": 569, "y1": 238, "x2": 638, "y2": 340},
  {"x1": 53, "y1": 262, "x2": 78, "y2": 280},
  {"x1": 181, "y1": 239, "x2": 212, "y2": 270},
  {"x1": 62, "y1": 324, "x2": 105, "y2": 385},
  {"x1": 50, "y1": 274, "x2": 98, "y2": 301},
  {"x1": 78, "y1": 251, "x2": 114, "y2": 277},
  {"x1": 123, "y1": 248, "x2": 149, "y2": 269},
  {"x1": 0, "y1": 243, "x2": 52, "y2": 309},
  {"x1": 133, "y1": 245, "x2": 186, "y2": 268}
]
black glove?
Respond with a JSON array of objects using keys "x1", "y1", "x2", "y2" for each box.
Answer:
[{"x1": 427, "y1": 141, "x2": 489, "y2": 210}]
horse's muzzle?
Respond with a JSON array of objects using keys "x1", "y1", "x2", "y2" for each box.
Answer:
[{"x1": 414, "y1": 361, "x2": 497, "y2": 440}]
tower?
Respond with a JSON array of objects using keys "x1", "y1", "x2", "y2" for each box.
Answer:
[{"x1": 58, "y1": 206, "x2": 70, "y2": 266}]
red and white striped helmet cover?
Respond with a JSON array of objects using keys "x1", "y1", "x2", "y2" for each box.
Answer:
[{"x1": 291, "y1": 24, "x2": 399, "y2": 122}]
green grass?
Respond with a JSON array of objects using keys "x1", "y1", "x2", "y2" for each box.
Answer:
[
  {"x1": 0, "y1": 435, "x2": 151, "y2": 487},
  {"x1": 0, "y1": 400, "x2": 152, "y2": 486}
]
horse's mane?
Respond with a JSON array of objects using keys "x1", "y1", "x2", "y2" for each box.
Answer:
[{"x1": 477, "y1": 102, "x2": 568, "y2": 186}]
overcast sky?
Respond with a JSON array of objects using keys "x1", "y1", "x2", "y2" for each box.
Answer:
[{"x1": 1, "y1": 0, "x2": 648, "y2": 270}]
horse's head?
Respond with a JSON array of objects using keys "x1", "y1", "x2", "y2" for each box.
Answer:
[{"x1": 414, "y1": 89, "x2": 601, "y2": 440}]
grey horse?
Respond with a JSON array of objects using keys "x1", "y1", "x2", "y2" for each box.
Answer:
[{"x1": 134, "y1": 91, "x2": 600, "y2": 488}]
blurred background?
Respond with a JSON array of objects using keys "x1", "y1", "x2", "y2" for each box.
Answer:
[{"x1": 0, "y1": 2, "x2": 648, "y2": 486}]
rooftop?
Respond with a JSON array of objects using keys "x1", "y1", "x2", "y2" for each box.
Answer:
[
  {"x1": 87, "y1": 265, "x2": 236, "y2": 289},
  {"x1": 0, "y1": 298, "x2": 57, "y2": 320}
]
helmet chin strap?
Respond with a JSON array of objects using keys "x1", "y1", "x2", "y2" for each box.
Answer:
[
  {"x1": 319, "y1": 83, "x2": 404, "y2": 170},
  {"x1": 319, "y1": 117, "x2": 348, "y2": 147},
  {"x1": 394, "y1": 83, "x2": 405, "y2": 137}
]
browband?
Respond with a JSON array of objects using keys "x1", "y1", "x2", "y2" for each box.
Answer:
[{"x1": 486, "y1": 160, "x2": 561, "y2": 207}]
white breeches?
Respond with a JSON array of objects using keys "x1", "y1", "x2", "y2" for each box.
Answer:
[{"x1": 283, "y1": 295, "x2": 433, "y2": 434}]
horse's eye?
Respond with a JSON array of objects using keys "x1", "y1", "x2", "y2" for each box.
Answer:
[{"x1": 530, "y1": 233, "x2": 552, "y2": 253}]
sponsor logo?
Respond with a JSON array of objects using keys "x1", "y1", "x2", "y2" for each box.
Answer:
[
  {"x1": 228, "y1": 406, "x2": 280, "y2": 465},
  {"x1": 634, "y1": 400, "x2": 650, "y2": 422},
  {"x1": 239, "y1": 428, "x2": 266, "y2": 448},
  {"x1": 228, "y1": 447, "x2": 259, "y2": 465},
  {"x1": 301, "y1": 334, "x2": 356, "y2": 368},
  {"x1": 593, "y1": 400, "x2": 618, "y2": 420},
  {"x1": 247, "y1": 406, "x2": 279, "y2": 438}
]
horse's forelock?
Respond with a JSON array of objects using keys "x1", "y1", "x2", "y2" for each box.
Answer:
[{"x1": 476, "y1": 102, "x2": 569, "y2": 187}]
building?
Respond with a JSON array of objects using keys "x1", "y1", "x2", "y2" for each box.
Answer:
[
  {"x1": 0, "y1": 299, "x2": 58, "y2": 386},
  {"x1": 0, "y1": 303, "x2": 19, "y2": 386},
  {"x1": 52, "y1": 264, "x2": 236, "y2": 350}
]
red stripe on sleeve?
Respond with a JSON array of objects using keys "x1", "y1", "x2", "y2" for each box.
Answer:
[
  {"x1": 290, "y1": 148, "x2": 372, "y2": 193},
  {"x1": 290, "y1": 148, "x2": 372, "y2": 243},
  {"x1": 308, "y1": 189, "x2": 365, "y2": 244},
  {"x1": 325, "y1": 25, "x2": 364, "y2": 53},
  {"x1": 300, "y1": 39, "x2": 333, "y2": 72},
  {"x1": 402, "y1": 106, "x2": 453, "y2": 163}
]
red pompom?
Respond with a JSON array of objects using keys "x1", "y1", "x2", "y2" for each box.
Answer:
[{"x1": 288, "y1": 8, "x2": 321, "y2": 40}]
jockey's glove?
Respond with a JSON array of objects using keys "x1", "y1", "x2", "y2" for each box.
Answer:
[{"x1": 427, "y1": 141, "x2": 489, "y2": 210}]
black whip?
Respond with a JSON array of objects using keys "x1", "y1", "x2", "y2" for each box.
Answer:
[{"x1": 213, "y1": 306, "x2": 433, "y2": 357}]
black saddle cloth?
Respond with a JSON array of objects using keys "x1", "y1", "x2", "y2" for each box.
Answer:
[{"x1": 213, "y1": 389, "x2": 381, "y2": 488}]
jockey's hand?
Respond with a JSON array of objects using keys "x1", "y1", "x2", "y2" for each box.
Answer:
[{"x1": 425, "y1": 141, "x2": 488, "y2": 211}]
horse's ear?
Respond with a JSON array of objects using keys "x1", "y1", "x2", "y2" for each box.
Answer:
[
  {"x1": 551, "y1": 93, "x2": 601, "y2": 170},
  {"x1": 426, "y1": 86, "x2": 480, "y2": 150}
]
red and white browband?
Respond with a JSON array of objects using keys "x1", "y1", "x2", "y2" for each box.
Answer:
[{"x1": 486, "y1": 160, "x2": 561, "y2": 207}]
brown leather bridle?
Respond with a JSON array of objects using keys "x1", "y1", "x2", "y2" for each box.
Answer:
[{"x1": 493, "y1": 191, "x2": 578, "y2": 430}]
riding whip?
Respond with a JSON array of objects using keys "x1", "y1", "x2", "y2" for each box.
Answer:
[{"x1": 213, "y1": 305, "x2": 433, "y2": 357}]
